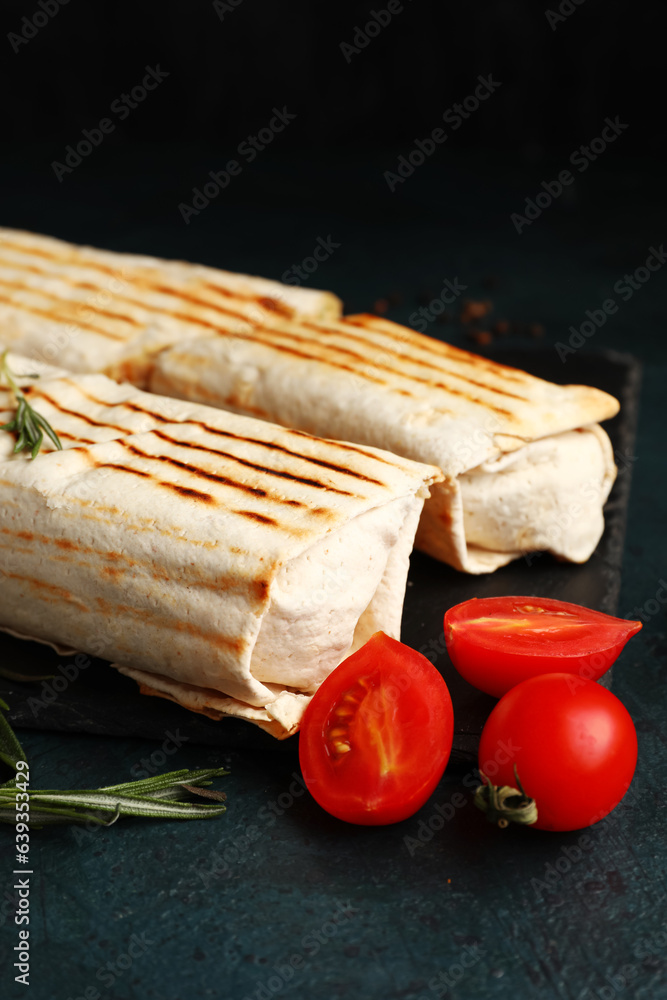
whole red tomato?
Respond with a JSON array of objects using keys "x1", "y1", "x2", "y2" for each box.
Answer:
[
  {"x1": 299, "y1": 632, "x2": 454, "y2": 825},
  {"x1": 445, "y1": 596, "x2": 642, "y2": 698},
  {"x1": 478, "y1": 673, "x2": 637, "y2": 831}
]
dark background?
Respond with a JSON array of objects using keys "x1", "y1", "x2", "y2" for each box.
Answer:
[
  {"x1": 1, "y1": 0, "x2": 664, "y2": 347},
  {"x1": 2, "y1": 0, "x2": 664, "y2": 156},
  {"x1": 1, "y1": 4, "x2": 666, "y2": 1000}
]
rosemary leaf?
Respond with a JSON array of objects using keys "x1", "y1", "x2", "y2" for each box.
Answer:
[
  {"x1": 0, "y1": 767, "x2": 229, "y2": 803},
  {"x1": 0, "y1": 665, "x2": 56, "y2": 683},
  {"x1": 22, "y1": 790, "x2": 226, "y2": 818},
  {"x1": 100, "y1": 767, "x2": 227, "y2": 795},
  {"x1": 0, "y1": 789, "x2": 226, "y2": 825},
  {"x1": 33, "y1": 409, "x2": 63, "y2": 450},
  {"x1": 0, "y1": 349, "x2": 63, "y2": 459}
]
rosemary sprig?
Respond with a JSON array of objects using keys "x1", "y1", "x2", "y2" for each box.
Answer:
[
  {"x1": 0, "y1": 699, "x2": 228, "y2": 826},
  {"x1": 0, "y1": 771, "x2": 228, "y2": 826},
  {"x1": 0, "y1": 349, "x2": 62, "y2": 459}
]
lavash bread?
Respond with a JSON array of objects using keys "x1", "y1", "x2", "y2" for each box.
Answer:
[
  {"x1": 0, "y1": 354, "x2": 441, "y2": 736},
  {"x1": 0, "y1": 227, "x2": 341, "y2": 378},
  {"x1": 145, "y1": 313, "x2": 620, "y2": 573}
]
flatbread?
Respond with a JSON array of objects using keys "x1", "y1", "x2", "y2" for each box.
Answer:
[
  {"x1": 0, "y1": 354, "x2": 441, "y2": 735},
  {"x1": 145, "y1": 313, "x2": 619, "y2": 572},
  {"x1": 0, "y1": 227, "x2": 341, "y2": 378}
]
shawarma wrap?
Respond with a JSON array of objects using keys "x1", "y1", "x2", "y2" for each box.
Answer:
[
  {"x1": 144, "y1": 313, "x2": 619, "y2": 573},
  {"x1": 0, "y1": 354, "x2": 441, "y2": 736},
  {"x1": 0, "y1": 227, "x2": 341, "y2": 378}
]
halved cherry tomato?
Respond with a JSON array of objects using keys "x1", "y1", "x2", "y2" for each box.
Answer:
[
  {"x1": 445, "y1": 596, "x2": 642, "y2": 698},
  {"x1": 299, "y1": 632, "x2": 454, "y2": 825},
  {"x1": 478, "y1": 673, "x2": 637, "y2": 831}
]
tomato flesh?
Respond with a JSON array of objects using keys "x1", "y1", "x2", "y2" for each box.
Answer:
[
  {"x1": 299, "y1": 632, "x2": 454, "y2": 825},
  {"x1": 478, "y1": 673, "x2": 637, "y2": 831},
  {"x1": 445, "y1": 596, "x2": 642, "y2": 698}
]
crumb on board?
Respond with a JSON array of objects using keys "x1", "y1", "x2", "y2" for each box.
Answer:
[
  {"x1": 467, "y1": 330, "x2": 493, "y2": 346},
  {"x1": 460, "y1": 299, "x2": 493, "y2": 324}
]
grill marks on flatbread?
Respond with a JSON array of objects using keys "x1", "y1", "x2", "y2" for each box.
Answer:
[
  {"x1": 24, "y1": 379, "x2": 389, "y2": 491},
  {"x1": 0, "y1": 238, "x2": 298, "y2": 320},
  {"x1": 0, "y1": 520, "x2": 264, "y2": 597},
  {"x1": 0, "y1": 275, "x2": 143, "y2": 329},
  {"x1": 23, "y1": 386, "x2": 130, "y2": 433},
  {"x1": 342, "y1": 313, "x2": 533, "y2": 385},
  {"x1": 0, "y1": 547, "x2": 249, "y2": 653},
  {"x1": 155, "y1": 319, "x2": 518, "y2": 418},
  {"x1": 0, "y1": 289, "x2": 128, "y2": 342},
  {"x1": 0, "y1": 568, "x2": 91, "y2": 611},
  {"x1": 0, "y1": 255, "x2": 294, "y2": 330},
  {"x1": 95, "y1": 438, "x2": 335, "y2": 521},
  {"x1": 147, "y1": 430, "x2": 359, "y2": 499},
  {"x1": 0, "y1": 263, "x2": 268, "y2": 343},
  {"x1": 14, "y1": 374, "x2": 425, "y2": 541},
  {"x1": 159, "y1": 315, "x2": 523, "y2": 418},
  {"x1": 299, "y1": 318, "x2": 531, "y2": 402},
  {"x1": 0, "y1": 235, "x2": 526, "y2": 420}
]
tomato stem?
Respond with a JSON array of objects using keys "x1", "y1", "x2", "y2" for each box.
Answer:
[{"x1": 474, "y1": 765, "x2": 538, "y2": 828}]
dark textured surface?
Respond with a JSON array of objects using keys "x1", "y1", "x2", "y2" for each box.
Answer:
[
  {"x1": 0, "y1": 351, "x2": 639, "y2": 763},
  {"x1": 0, "y1": 151, "x2": 666, "y2": 1000}
]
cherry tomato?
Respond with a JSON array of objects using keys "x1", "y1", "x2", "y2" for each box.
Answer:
[
  {"x1": 299, "y1": 631, "x2": 454, "y2": 825},
  {"x1": 478, "y1": 673, "x2": 637, "y2": 831},
  {"x1": 445, "y1": 596, "x2": 642, "y2": 698}
]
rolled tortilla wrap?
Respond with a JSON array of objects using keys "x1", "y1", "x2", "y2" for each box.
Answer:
[
  {"x1": 0, "y1": 227, "x2": 341, "y2": 377},
  {"x1": 144, "y1": 313, "x2": 619, "y2": 573},
  {"x1": 0, "y1": 355, "x2": 441, "y2": 736}
]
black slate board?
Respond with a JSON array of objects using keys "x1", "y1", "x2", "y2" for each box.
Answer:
[{"x1": 0, "y1": 348, "x2": 641, "y2": 761}]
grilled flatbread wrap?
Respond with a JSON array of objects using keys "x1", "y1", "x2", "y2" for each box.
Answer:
[
  {"x1": 0, "y1": 227, "x2": 341, "y2": 379},
  {"x1": 0, "y1": 354, "x2": 441, "y2": 737},
  {"x1": 144, "y1": 313, "x2": 620, "y2": 573}
]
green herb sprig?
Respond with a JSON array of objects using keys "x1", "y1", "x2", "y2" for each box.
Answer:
[
  {"x1": 0, "y1": 698, "x2": 227, "y2": 827},
  {"x1": 0, "y1": 349, "x2": 63, "y2": 459}
]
